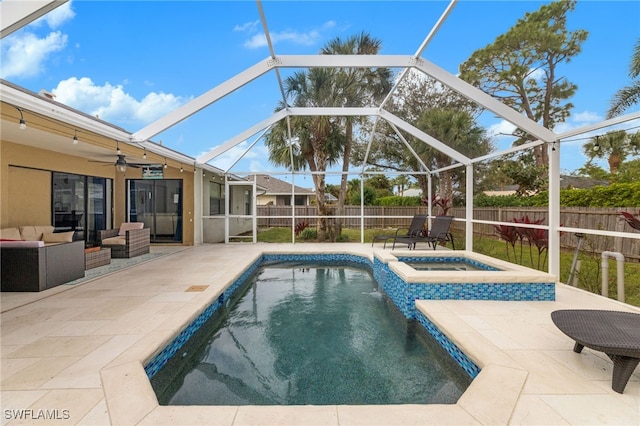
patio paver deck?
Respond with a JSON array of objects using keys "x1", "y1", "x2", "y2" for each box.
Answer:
[{"x1": 1, "y1": 243, "x2": 638, "y2": 425}]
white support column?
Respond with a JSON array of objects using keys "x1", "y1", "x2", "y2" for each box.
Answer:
[
  {"x1": 360, "y1": 173, "x2": 365, "y2": 244},
  {"x1": 548, "y1": 140, "x2": 561, "y2": 278},
  {"x1": 224, "y1": 176, "x2": 229, "y2": 244},
  {"x1": 427, "y1": 174, "x2": 433, "y2": 228},
  {"x1": 291, "y1": 173, "x2": 295, "y2": 244},
  {"x1": 466, "y1": 164, "x2": 474, "y2": 251},
  {"x1": 252, "y1": 178, "x2": 257, "y2": 244}
]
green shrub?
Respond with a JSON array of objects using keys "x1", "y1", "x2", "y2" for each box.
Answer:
[
  {"x1": 298, "y1": 228, "x2": 318, "y2": 241},
  {"x1": 474, "y1": 182, "x2": 640, "y2": 207},
  {"x1": 335, "y1": 233, "x2": 350, "y2": 242},
  {"x1": 376, "y1": 195, "x2": 422, "y2": 206}
]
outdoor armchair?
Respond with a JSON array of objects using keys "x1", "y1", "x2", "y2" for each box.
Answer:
[
  {"x1": 372, "y1": 214, "x2": 427, "y2": 249},
  {"x1": 98, "y1": 222, "x2": 150, "y2": 258}
]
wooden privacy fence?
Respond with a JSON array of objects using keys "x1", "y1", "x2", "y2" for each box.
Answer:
[{"x1": 257, "y1": 205, "x2": 640, "y2": 260}]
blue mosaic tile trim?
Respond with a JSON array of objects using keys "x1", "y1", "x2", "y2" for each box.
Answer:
[
  {"x1": 262, "y1": 252, "x2": 370, "y2": 266},
  {"x1": 416, "y1": 310, "x2": 480, "y2": 379},
  {"x1": 145, "y1": 296, "x2": 224, "y2": 378},
  {"x1": 409, "y1": 282, "x2": 556, "y2": 302},
  {"x1": 372, "y1": 257, "x2": 387, "y2": 285},
  {"x1": 223, "y1": 257, "x2": 262, "y2": 302},
  {"x1": 396, "y1": 256, "x2": 499, "y2": 271}
]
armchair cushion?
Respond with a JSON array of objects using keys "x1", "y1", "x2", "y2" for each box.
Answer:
[
  {"x1": 118, "y1": 222, "x2": 144, "y2": 236},
  {"x1": 101, "y1": 236, "x2": 126, "y2": 245}
]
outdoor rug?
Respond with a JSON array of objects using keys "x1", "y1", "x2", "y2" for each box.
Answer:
[{"x1": 65, "y1": 251, "x2": 172, "y2": 286}]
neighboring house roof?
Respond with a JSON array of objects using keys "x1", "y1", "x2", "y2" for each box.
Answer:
[
  {"x1": 484, "y1": 176, "x2": 607, "y2": 197},
  {"x1": 398, "y1": 188, "x2": 423, "y2": 197},
  {"x1": 250, "y1": 174, "x2": 314, "y2": 195},
  {"x1": 560, "y1": 175, "x2": 608, "y2": 189}
]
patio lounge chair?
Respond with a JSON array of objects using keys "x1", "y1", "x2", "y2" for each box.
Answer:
[
  {"x1": 551, "y1": 309, "x2": 640, "y2": 394},
  {"x1": 392, "y1": 215, "x2": 455, "y2": 250},
  {"x1": 372, "y1": 214, "x2": 427, "y2": 249}
]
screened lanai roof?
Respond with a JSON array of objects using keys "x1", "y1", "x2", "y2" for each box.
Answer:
[
  {"x1": 2, "y1": 0, "x2": 640, "y2": 278},
  {"x1": 0, "y1": 0, "x2": 638, "y2": 173}
]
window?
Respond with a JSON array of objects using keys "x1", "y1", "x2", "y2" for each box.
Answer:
[{"x1": 209, "y1": 181, "x2": 224, "y2": 215}]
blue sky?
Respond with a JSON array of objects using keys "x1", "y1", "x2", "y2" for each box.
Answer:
[{"x1": 2, "y1": 0, "x2": 639, "y2": 182}]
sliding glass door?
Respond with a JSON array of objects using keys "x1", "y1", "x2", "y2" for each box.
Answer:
[
  {"x1": 128, "y1": 179, "x2": 183, "y2": 243},
  {"x1": 52, "y1": 173, "x2": 111, "y2": 247}
]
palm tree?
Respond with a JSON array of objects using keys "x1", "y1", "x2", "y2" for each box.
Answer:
[
  {"x1": 320, "y1": 32, "x2": 392, "y2": 236},
  {"x1": 415, "y1": 108, "x2": 489, "y2": 200},
  {"x1": 391, "y1": 175, "x2": 411, "y2": 196},
  {"x1": 583, "y1": 130, "x2": 640, "y2": 175},
  {"x1": 607, "y1": 38, "x2": 640, "y2": 118},
  {"x1": 264, "y1": 68, "x2": 344, "y2": 241}
]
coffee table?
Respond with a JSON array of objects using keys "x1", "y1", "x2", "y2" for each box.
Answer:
[
  {"x1": 85, "y1": 247, "x2": 111, "y2": 270},
  {"x1": 551, "y1": 309, "x2": 640, "y2": 393}
]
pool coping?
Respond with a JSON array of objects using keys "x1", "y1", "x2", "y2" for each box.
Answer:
[
  {"x1": 379, "y1": 250, "x2": 557, "y2": 284},
  {"x1": 99, "y1": 247, "x2": 537, "y2": 424}
]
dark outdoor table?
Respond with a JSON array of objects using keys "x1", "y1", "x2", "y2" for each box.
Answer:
[{"x1": 551, "y1": 309, "x2": 640, "y2": 394}]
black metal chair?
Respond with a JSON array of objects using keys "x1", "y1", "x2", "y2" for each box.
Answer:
[
  {"x1": 392, "y1": 215, "x2": 455, "y2": 250},
  {"x1": 372, "y1": 214, "x2": 427, "y2": 249}
]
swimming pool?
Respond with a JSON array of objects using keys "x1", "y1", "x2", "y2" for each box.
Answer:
[
  {"x1": 149, "y1": 261, "x2": 472, "y2": 405},
  {"x1": 144, "y1": 251, "x2": 554, "y2": 406}
]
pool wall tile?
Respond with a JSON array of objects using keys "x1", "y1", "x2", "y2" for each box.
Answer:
[{"x1": 416, "y1": 310, "x2": 480, "y2": 378}]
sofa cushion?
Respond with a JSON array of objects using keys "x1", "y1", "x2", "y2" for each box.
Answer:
[
  {"x1": 118, "y1": 222, "x2": 144, "y2": 236},
  {"x1": 20, "y1": 226, "x2": 55, "y2": 241},
  {"x1": 101, "y1": 236, "x2": 126, "y2": 245},
  {"x1": 0, "y1": 227, "x2": 22, "y2": 240},
  {"x1": 42, "y1": 231, "x2": 74, "y2": 243}
]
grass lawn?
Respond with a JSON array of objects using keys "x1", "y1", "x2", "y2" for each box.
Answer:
[{"x1": 256, "y1": 226, "x2": 640, "y2": 307}]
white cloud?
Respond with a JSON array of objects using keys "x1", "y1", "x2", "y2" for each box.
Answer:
[
  {"x1": 0, "y1": 2, "x2": 74, "y2": 79},
  {"x1": 0, "y1": 31, "x2": 67, "y2": 79},
  {"x1": 249, "y1": 160, "x2": 268, "y2": 172},
  {"x1": 242, "y1": 21, "x2": 334, "y2": 49},
  {"x1": 204, "y1": 141, "x2": 261, "y2": 171},
  {"x1": 51, "y1": 77, "x2": 189, "y2": 126},
  {"x1": 573, "y1": 111, "x2": 602, "y2": 123},
  {"x1": 37, "y1": 1, "x2": 75, "y2": 29},
  {"x1": 527, "y1": 67, "x2": 544, "y2": 81},
  {"x1": 487, "y1": 120, "x2": 517, "y2": 138},
  {"x1": 234, "y1": 20, "x2": 259, "y2": 33}
]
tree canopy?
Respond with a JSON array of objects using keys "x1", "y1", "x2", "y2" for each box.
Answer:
[{"x1": 459, "y1": 0, "x2": 587, "y2": 189}]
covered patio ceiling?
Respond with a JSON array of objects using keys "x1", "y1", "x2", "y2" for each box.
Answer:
[{"x1": 2, "y1": 0, "x2": 640, "y2": 279}]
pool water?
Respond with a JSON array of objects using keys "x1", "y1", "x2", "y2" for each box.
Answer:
[
  {"x1": 150, "y1": 262, "x2": 472, "y2": 405},
  {"x1": 398, "y1": 257, "x2": 500, "y2": 272},
  {"x1": 410, "y1": 262, "x2": 482, "y2": 271}
]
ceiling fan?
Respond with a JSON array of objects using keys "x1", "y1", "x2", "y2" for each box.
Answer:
[{"x1": 90, "y1": 154, "x2": 145, "y2": 172}]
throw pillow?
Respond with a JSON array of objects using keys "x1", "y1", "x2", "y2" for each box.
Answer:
[
  {"x1": 118, "y1": 222, "x2": 144, "y2": 236},
  {"x1": 0, "y1": 227, "x2": 22, "y2": 240},
  {"x1": 42, "y1": 231, "x2": 74, "y2": 243}
]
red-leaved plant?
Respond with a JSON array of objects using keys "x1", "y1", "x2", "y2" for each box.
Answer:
[
  {"x1": 294, "y1": 221, "x2": 309, "y2": 236},
  {"x1": 620, "y1": 210, "x2": 640, "y2": 231}
]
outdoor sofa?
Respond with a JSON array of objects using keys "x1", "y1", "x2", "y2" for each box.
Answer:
[{"x1": 0, "y1": 225, "x2": 85, "y2": 291}]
